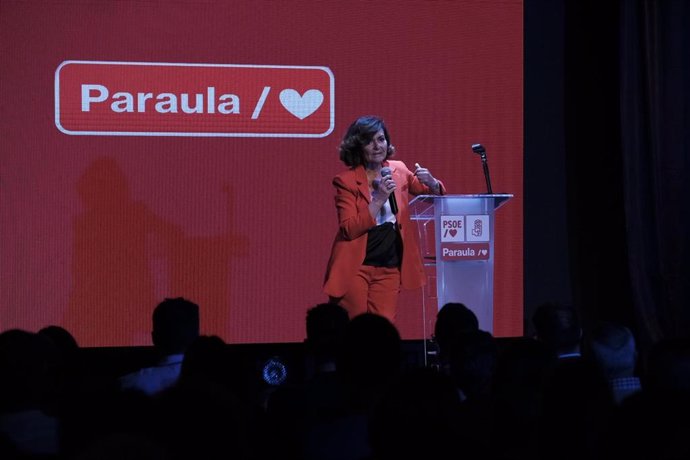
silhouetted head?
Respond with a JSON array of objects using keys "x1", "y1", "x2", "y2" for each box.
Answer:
[
  {"x1": 39, "y1": 325, "x2": 79, "y2": 353},
  {"x1": 337, "y1": 313, "x2": 402, "y2": 391},
  {"x1": 0, "y1": 329, "x2": 59, "y2": 411},
  {"x1": 493, "y1": 336, "x2": 554, "y2": 389},
  {"x1": 434, "y1": 303, "x2": 479, "y2": 359},
  {"x1": 305, "y1": 302, "x2": 349, "y2": 360},
  {"x1": 532, "y1": 302, "x2": 582, "y2": 356},
  {"x1": 152, "y1": 297, "x2": 200, "y2": 354},
  {"x1": 445, "y1": 329, "x2": 498, "y2": 400},
  {"x1": 588, "y1": 322, "x2": 638, "y2": 379}
]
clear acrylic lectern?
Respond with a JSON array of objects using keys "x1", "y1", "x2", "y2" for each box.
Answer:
[{"x1": 409, "y1": 194, "x2": 513, "y2": 345}]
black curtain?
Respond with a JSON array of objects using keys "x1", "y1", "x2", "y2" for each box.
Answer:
[
  {"x1": 561, "y1": 0, "x2": 690, "y2": 349},
  {"x1": 619, "y1": 0, "x2": 690, "y2": 344}
]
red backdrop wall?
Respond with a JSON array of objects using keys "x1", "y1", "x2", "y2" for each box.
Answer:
[{"x1": 1, "y1": 0, "x2": 523, "y2": 346}]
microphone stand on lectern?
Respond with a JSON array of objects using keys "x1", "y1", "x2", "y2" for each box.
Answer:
[{"x1": 471, "y1": 143, "x2": 493, "y2": 194}]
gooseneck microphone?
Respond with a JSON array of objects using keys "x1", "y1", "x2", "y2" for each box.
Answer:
[
  {"x1": 472, "y1": 143, "x2": 493, "y2": 194},
  {"x1": 380, "y1": 166, "x2": 398, "y2": 214}
]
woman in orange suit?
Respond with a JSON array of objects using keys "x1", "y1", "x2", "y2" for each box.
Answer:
[{"x1": 323, "y1": 116, "x2": 445, "y2": 321}]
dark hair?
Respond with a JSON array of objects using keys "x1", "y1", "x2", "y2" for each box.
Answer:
[
  {"x1": 532, "y1": 302, "x2": 581, "y2": 352},
  {"x1": 305, "y1": 302, "x2": 349, "y2": 346},
  {"x1": 434, "y1": 303, "x2": 479, "y2": 344},
  {"x1": 339, "y1": 115, "x2": 395, "y2": 167},
  {"x1": 305, "y1": 302, "x2": 349, "y2": 365},
  {"x1": 38, "y1": 325, "x2": 79, "y2": 352},
  {"x1": 337, "y1": 313, "x2": 401, "y2": 384},
  {"x1": 152, "y1": 297, "x2": 200, "y2": 354},
  {"x1": 588, "y1": 322, "x2": 637, "y2": 378}
]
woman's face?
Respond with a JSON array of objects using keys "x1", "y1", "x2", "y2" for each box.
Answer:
[{"x1": 362, "y1": 129, "x2": 388, "y2": 165}]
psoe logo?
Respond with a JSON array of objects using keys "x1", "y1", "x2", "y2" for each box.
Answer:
[
  {"x1": 55, "y1": 60, "x2": 334, "y2": 137},
  {"x1": 440, "y1": 215, "x2": 465, "y2": 242},
  {"x1": 466, "y1": 215, "x2": 490, "y2": 242}
]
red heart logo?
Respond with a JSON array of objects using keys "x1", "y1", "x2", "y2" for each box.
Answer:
[{"x1": 449, "y1": 229, "x2": 457, "y2": 237}]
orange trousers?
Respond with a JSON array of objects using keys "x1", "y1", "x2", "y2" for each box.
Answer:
[{"x1": 330, "y1": 265, "x2": 401, "y2": 322}]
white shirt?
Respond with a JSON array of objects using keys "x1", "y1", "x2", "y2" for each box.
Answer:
[{"x1": 373, "y1": 194, "x2": 397, "y2": 225}]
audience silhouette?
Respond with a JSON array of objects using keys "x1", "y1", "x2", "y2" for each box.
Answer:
[
  {"x1": 450, "y1": 329, "x2": 498, "y2": 457},
  {"x1": 150, "y1": 334, "x2": 252, "y2": 460},
  {"x1": 587, "y1": 321, "x2": 642, "y2": 404},
  {"x1": 432, "y1": 302, "x2": 480, "y2": 367},
  {"x1": 262, "y1": 302, "x2": 350, "y2": 460},
  {"x1": 1, "y1": 297, "x2": 689, "y2": 460},
  {"x1": 38, "y1": 326, "x2": 79, "y2": 359},
  {"x1": 0, "y1": 329, "x2": 61, "y2": 457},
  {"x1": 531, "y1": 302, "x2": 615, "y2": 460},
  {"x1": 532, "y1": 301, "x2": 583, "y2": 359},
  {"x1": 301, "y1": 312, "x2": 402, "y2": 460},
  {"x1": 368, "y1": 366, "x2": 463, "y2": 460},
  {"x1": 490, "y1": 336, "x2": 554, "y2": 460},
  {"x1": 304, "y1": 302, "x2": 350, "y2": 377},
  {"x1": 602, "y1": 338, "x2": 690, "y2": 460},
  {"x1": 119, "y1": 297, "x2": 200, "y2": 396}
]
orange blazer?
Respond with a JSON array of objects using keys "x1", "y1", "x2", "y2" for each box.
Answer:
[{"x1": 323, "y1": 160, "x2": 445, "y2": 298}]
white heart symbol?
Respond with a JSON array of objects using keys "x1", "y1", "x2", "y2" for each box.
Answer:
[
  {"x1": 279, "y1": 89, "x2": 324, "y2": 120},
  {"x1": 480, "y1": 249, "x2": 487, "y2": 256}
]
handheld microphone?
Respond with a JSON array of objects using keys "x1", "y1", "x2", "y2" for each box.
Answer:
[{"x1": 380, "y1": 166, "x2": 398, "y2": 215}]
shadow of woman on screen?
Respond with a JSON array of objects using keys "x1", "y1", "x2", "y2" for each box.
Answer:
[
  {"x1": 166, "y1": 185, "x2": 249, "y2": 339},
  {"x1": 65, "y1": 157, "x2": 183, "y2": 347}
]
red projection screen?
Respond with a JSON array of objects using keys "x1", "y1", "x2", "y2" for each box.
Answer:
[{"x1": 1, "y1": 0, "x2": 523, "y2": 346}]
